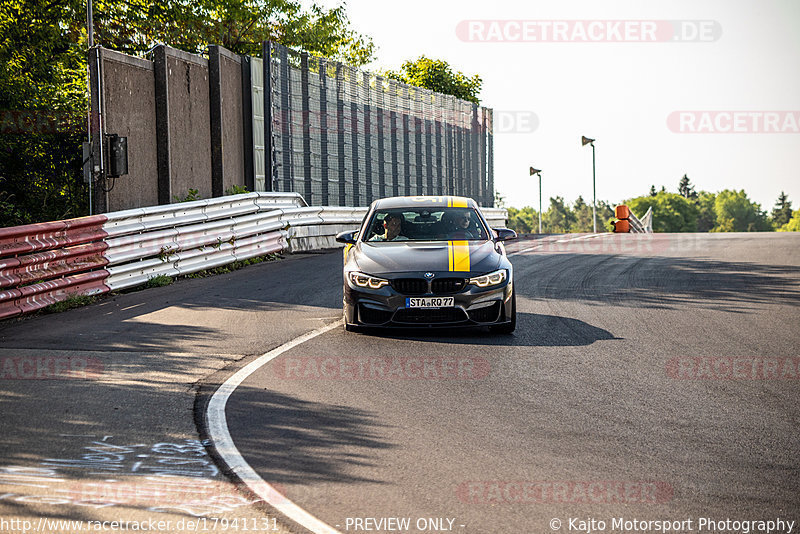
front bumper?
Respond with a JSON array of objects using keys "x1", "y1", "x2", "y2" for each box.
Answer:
[{"x1": 343, "y1": 275, "x2": 514, "y2": 328}]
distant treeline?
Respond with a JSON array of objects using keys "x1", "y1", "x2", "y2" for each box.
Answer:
[{"x1": 503, "y1": 176, "x2": 800, "y2": 234}]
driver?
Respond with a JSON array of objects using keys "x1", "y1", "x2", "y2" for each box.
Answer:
[{"x1": 369, "y1": 212, "x2": 409, "y2": 241}]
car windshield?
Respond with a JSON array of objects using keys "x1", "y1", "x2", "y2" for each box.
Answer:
[{"x1": 363, "y1": 207, "x2": 489, "y2": 242}]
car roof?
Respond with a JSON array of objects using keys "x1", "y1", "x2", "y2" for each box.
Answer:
[{"x1": 371, "y1": 196, "x2": 478, "y2": 210}]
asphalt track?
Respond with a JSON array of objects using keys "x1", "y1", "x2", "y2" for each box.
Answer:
[
  {"x1": 1, "y1": 233, "x2": 799, "y2": 534},
  {"x1": 222, "y1": 233, "x2": 800, "y2": 533}
]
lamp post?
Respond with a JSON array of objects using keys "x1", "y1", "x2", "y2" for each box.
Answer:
[
  {"x1": 529, "y1": 167, "x2": 542, "y2": 234},
  {"x1": 581, "y1": 136, "x2": 596, "y2": 233}
]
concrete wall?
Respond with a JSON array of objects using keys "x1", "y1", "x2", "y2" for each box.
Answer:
[
  {"x1": 92, "y1": 44, "x2": 248, "y2": 211},
  {"x1": 165, "y1": 48, "x2": 212, "y2": 200},
  {"x1": 94, "y1": 48, "x2": 159, "y2": 212},
  {"x1": 219, "y1": 48, "x2": 246, "y2": 193}
]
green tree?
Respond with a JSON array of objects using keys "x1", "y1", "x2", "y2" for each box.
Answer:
[
  {"x1": 1, "y1": 0, "x2": 375, "y2": 226},
  {"x1": 711, "y1": 189, "x2": 772, "y2": 232},
  {"x1": 771, "y1": 191, "x2": 792, "y2": 227},
  {"x1": 0, "y1": 0, "x2": 88, "y2": 226},
  {"x1": 569, "y1": 196, "x2": 593, "y2": 233},
  {"x1": 626, "y1": 192, "x2": 699, "y2": 232},
  {"x1": 542, "y1": 196, "x2": 574, "y2": 233},
  {"x1": 385, "y1": 56, "x2": 482, "y2": 104},
  {"x1": 695, "y1": 191, "x2": 717, "y2": 232},
  {"x1": 92, "y1": 0, "x2": 375, "y2": 63},
  {"x1": 778, "y1": 209, "x2": 800, "y2": 232},
  {"x1": 506, "y1": 206, "x2": 537, "y2": 234},
  {"x1": 678, "y1": 174, "x2": 697, "y2": 200}
]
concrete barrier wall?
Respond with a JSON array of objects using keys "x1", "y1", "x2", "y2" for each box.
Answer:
[
  {"x1": 91, "y1": 44, "x2": 247, "y2": 211},
  {"x1": 94, "y1": 49, "x2": 159, "y2": 212}
]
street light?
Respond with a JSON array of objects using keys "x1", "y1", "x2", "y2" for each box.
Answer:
[
  {"x1": 581, "y1": 136, "x2": 596, "y2": 233},
  {"x1": 529, "y1": 167, "x2": 542, "y2": 234}
]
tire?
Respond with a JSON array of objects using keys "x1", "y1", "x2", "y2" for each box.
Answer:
[{"x1": 489, "y1": 289, "x2": 516, "y2": 334}]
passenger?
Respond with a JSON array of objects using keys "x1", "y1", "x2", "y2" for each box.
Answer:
[{"x1": 369, "y1": 212, "x2": 409, "y2": 241}]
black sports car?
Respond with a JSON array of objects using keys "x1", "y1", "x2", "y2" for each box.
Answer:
[{"x1": 335, "y1": 196, "x2": 517, "y2": 333}]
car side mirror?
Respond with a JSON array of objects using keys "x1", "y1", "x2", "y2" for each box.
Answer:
[
  {"x1": 493, "y1": 228, "x2": 517, "y2": 242},
  {"x1": 335, "y1": 230, "x2": 358, "y2": 244}
]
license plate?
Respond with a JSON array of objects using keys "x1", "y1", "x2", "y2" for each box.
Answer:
[{"x1": 405, "y1": 297, "x2": 455, "y2": 308}]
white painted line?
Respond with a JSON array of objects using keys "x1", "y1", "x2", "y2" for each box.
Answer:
[{"x1": 207, "y1": 319, "x2": 344, "y2": 534}]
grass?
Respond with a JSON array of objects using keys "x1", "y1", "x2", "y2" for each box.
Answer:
[
  {"x1": 145, "y1": 275, "x2": 174, "y2": 288},
  {"x1": 43, "y1": 294, "x2": 99, "y2": 314}
]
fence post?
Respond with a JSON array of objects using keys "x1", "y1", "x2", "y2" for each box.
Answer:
[
  {"x1": 376, "y1": 76, "x2": 386, "y2": 199},
  {"x1": 153, "y1": 45, "x2": 171, "y2": 205},
  {"x1": 300, "y1": 52, "x2": 313, "y2": 203},
  {"x1": 278, "y1": 44, "x2": 292, "y2": 193},
  {"x1": 208, "y1": 45, "x2": 224, "y2": 197},
  {"x1": 336, "y1": 63, "x2": 347, "y2": 206},
  {"x1": 262, "y1": 42, "x2": 273, "y2": 192},
  {"x1": 319, "y1": 58, "x2": 329, "y2": 205},
  {"x1": 362, "y1": 72, "x2": 373, "y2": 204}
]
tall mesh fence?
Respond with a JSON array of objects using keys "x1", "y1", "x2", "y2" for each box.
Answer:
[{"x1": 266, "y1": 42, "x2": 494, "y2": 207}]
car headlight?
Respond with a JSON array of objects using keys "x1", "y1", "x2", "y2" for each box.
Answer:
[
  {"x1": 348, "y1": 271, "x2": 390, "y2": 289},
  {"x1": 469, "y1": 269, "x2": 507, "y2": 288}
]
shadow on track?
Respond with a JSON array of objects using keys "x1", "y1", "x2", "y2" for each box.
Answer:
[
  {"x1": 221, "y1": 388, "x2": 395, "y2": 487},
  {"x1": 353, "y1": 312, "x2": 618, "y2": 346}
]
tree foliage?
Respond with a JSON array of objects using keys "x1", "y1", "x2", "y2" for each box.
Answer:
[
  {"x1": 0, "y1": 0, "x2": 88, "y2": 226},
  {"x1": 678, "y1": 174, "x2": 697, "y2": 200},
  {"x1": 385, "y1": 56, "x2": 482, "y2": 104},
  {"x1": 778, "y1": 209, "x2": 800, "y2": 232},
  {"x1": 92, "y1": 0, "x2": 376, "y2": 64},
  {"x1": 711, "y1": 189, "x2": 772, "y2": 232},
  {"x1": 1, "y1": 0, "x2": 375, "y2": 226},
  {"x1": 505, "y1": 197, "x2": 613, "y2": 234},
  {"x1": 626, "y1": 192, "x2": 699, "y2": 232},
  {"x1": 771, "y1": 191, "x2": 792, "y2": 227}
]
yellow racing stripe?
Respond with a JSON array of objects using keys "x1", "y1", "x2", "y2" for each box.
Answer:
[{"x1": 448, "y1": 240, "x2": 471, "y2": 272}]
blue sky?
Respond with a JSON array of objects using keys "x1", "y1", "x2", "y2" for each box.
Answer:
[{"x1": 305, "y1": 0, "x2": 800, "y2": 210}]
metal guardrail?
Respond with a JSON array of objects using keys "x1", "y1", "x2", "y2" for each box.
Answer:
[{"x1": 0, "y1": 195, "x2": 508, "y2": 319}]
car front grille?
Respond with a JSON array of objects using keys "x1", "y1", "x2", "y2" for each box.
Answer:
[
  {"x1": 393, "y1": 307, "x2": 468, "y2": 324},
  {"x1": 391, "y1": 277, "x2": 467, "y2": 295},
  {"x1": 467, "y1": 301, "x2": 502, "y2": 323},
  {"x1": 391, "y1": 278, "x2": 428, "y2": 295},
  {"x1": 431, "y1": 278, "x2": 466, "y2": 293}
]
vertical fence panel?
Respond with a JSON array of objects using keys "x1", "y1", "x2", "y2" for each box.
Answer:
[{"x1": 264, "y1": 42, "x2": 493, "y2": 206}]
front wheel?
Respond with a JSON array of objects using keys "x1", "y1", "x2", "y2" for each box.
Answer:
[{"x1": 489, "y1": 290, "x2": 516, "y2": 334}]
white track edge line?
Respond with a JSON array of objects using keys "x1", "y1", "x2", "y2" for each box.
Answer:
[{"x1": 206, "y1": 319, "x2": 344, "y2": 534}]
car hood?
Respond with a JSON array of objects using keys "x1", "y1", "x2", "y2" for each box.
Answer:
[{"x1": 352, "y1": 240, "x2": 502, "y2": 276}]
